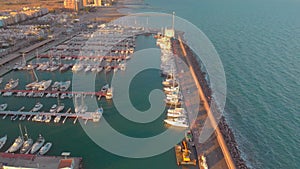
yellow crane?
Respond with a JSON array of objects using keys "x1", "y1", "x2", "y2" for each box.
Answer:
[{"x1": 182, "y1": 141, "x2": 191, "y2": 162}]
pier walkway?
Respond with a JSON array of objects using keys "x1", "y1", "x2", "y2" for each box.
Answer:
[
  {"x1": 0, "y1": 89, "x2": 107, "y2": 97},
  {"x1": 0, "y1": 110, "x2": 97, "y2": 121}
]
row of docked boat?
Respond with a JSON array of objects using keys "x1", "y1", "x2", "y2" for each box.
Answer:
[
  {"x1": 71, "y1": 63, "x2": 125, "y2": 73},
  {"x1": 163, "y1": 77, "x2": 189, "y2": 128},
  {"x1": 0, "y1": 125, "x2": 52, "y2": 155},
  {"x1": 18, "y1": 61, "x2": 126, "y2": 74},
  {"x1": 4, "y1": 134, "x2": 52, "y2": 155},
  {"x1": 158, "y1": 35, "x2": 189, "y2": 128}
]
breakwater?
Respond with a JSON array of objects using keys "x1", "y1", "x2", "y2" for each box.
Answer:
[{"x1": 179, "y1": 38, "x2": 249, "y2": 169}]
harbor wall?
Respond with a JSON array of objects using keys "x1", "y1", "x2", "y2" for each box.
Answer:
[{"x1": 174, "y1": 36, "x2": 248, "y2": 169}]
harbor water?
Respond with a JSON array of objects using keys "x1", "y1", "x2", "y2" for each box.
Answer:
[{"x1": 0, "y1": 35, "x2": 198, "y2": 169}]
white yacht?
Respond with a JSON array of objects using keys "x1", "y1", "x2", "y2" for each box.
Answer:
[
  {"x1": 105, "y1": 87, "x2": 113, "y2": 99},
  {"x1": 38, "y1": 142, "x2": 52, "y2": 155},
  {"x1": 56, "y1": 104, "x2": 65, "y2": 113},
  {"x1": 30, "y1": 134, "x2": 45, "y2": 154},
  {"x1": 0, "y1": 103, "x2": 8, "y2": 111},
  {"x1": 4, "y1": 79, "x2": 19, "y2": 90},
  {"x1": 163, "y1": 86, "x2": 179, "y2": 92},
  {"x1": 164, "y1": 117, "x2": 189, "y2": 128},
  {"x1": 92, "y1": 107, "x2": 103, "y2": 122},
  {"x1": 167, "y1": 108, "x2": 187, "y2": 118},
  {"x1": 38, "y1": 80, "x2": 52, "y2": 91},
  {"x1": 7, "y1": 136, "x2": 24, "y2": 153},
  {"x1": 49, "y1": 104, "x2": 58, "y2": 113},
  {"x1": 32, "y1": 102, "x2": 43, "y2": 112},
  {"x1": 72, "y1": 63, "x2": 84, "y2": 73},
  {"x1": 60, "y1": 81, "x2": 71, "y2": 91},
  {"x1": 20, "y1": 138, "x2": 33, "y2": 154},
  {"x1": 0, "y1": 135, "x2": 7, "y2": 150},
  {"x1": 84, "y1": 65, "x2": 92, "y2": 72}
]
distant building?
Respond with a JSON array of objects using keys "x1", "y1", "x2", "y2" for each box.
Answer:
[
  {"x1": 64, "y1": 0, "x2": 83, "y2": 11},
  {"x1": 82, "y1": 0, "x2": 88, "y2": 6},
  {"x1": 94, "y1": 0, "x2": 102, "y2": 6}
]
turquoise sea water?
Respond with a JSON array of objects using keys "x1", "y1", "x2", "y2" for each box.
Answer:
[{"x1": 135, "y1": 0, "x2": 300, "y2": 168}]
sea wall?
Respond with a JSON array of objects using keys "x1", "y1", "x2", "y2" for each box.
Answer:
[{"x1": 183, "y1": 41, "x2": 249, "y2": 169}]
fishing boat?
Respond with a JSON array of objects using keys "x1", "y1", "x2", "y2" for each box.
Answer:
[
  {"x1": 32, "y1": 102, "x2": 43, "y2": 112},
  {"x1": 92, "y1": 107, "x2": 103, "y2": 122},
  {"x1": 0, "y1": 103, "x2": 8, "y2": 111},
  {"x1": 38, "y1": 142, "x2": 52, "y2": 155},
  {"x1": 30, "y1": 134, "x2": 45, "y2": 154},
  {"x1": 4, "y1": 79, "x2": 19, "y2": 90},
  {"x1": 0, "y1": 135, "x2": 7, "y2": 150},
  {"x1": 6, "y1": 136, "x2": 24, "y2": 153}
]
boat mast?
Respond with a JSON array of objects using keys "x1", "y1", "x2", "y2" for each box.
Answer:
[
  {"x1": 22, "y1": 53, "x2": 26, "y2": 66},
  {"x1": 24, "y1": 126, "x2": 29, "y2": 140},
  {"x1": 172, "y1": 11, "x2": 175, "y2": 31},
  {"x1": 19, "y1": 124, "x2": 24, "y2": 141}
]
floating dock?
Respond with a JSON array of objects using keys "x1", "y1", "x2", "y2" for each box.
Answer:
[
  {"x1": 0, "y1": 110, "x2": 99, "y2": 123},
  {"x1": 0, "y1": 89, "x2": 108, "y2": 98}
]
